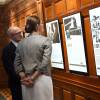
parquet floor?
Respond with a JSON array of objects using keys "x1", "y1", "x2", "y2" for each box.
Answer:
[{"x1": 0, "y1": 88, "x2": 12, "y2": 100}]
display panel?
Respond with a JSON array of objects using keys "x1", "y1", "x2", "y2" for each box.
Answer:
[
  {"x1": 46, "y1": 19, "x2": 64, "y2": 69},
  {"x1": 89, "y1": 7, "x2": 100, "y2": 76},
  {"x1": 63, "y1": 13, "x2": 87, "y2": 73}
]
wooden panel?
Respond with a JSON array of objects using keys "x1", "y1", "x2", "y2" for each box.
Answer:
[
  {"x1": 36, "y1": 1, "x2": 44, "y2": 23},
  {"x1": 32, "y1": 12, "x2": 37, "y2": 16},
  {"x1": 66, "y1": 0, "x2": 80, "y2": 12},
  {"x1": 20, "y1": 15, "x2": 25, "y2": 28},
  {"x1": 43, "y1": 0, "x2": 52, "y2": 7},
  {"x1": 61, "y1": 24, "x2": 69, "y2": 71},
  {"x1": 54, "y1": 0, "x2": 62, "y2": 3},
  {"x1": 16, "y1": 16, "x2": 20, "y2": 26},
  {"x1": 53, "y1": 73, "x2": 100, "y2": 100},
  {"x1": 94, "y1": 0, "x2": 100, "y2": 3},
  {"x1": 63, "y1": 90, "x2": 72, "y2": 100},
  {"x1": 45, "y1": 5, "x2": 54, "y2": 20},
  {"x1": 0, "y1": 25, "x2": 3, "y2": 36},
  {"x1": 10, "y1": 9, "x2": 16, "y2": 18},
  {"x1": 25, "y1": 9, "x2": 33, "y2": 17},
  {"x1": 0, "y1": 67, "x2": 8, "y2": 88},
  {"x1": 53, "y1": 86, "x2": 63, "y2": 100},
  {"x1": 75, "y1": 94, "x2": 86, "y2": 100},
  {"x1": 54, "y1": 0, "x2": 66, "y2": 16},
  {"x1": 81, "y1": 0, "x2": 94, "y2": 7},
  {"x1": 84, "y1": 17, "x2": 96, "y2": 76},
  {"x1": 11, "y1": 18, "x2": 17, "y2": 26},
  {"x1": 0, "y1": 68, "x2": 8, "y2": 81}
]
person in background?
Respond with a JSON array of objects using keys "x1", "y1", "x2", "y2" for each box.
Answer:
[
  {"x1": 2, "y1": 26, "x2": 23, "y2": 100},
  {"x1": 14, "y1": 16, "x2": 53, "y2": 100}
]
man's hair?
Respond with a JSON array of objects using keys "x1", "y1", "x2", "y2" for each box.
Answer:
[
  {"x1": 7, "y1": 26, "x2": 21, "y2": 36},
  {"x1": 7, "y1": 27, "x2": 13, "y2": 36},
  {"x1": 25, "y1": 15, "x2": 40, "y2": 33}
]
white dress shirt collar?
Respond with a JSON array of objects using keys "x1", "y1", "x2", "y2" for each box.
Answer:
[{"x1": 11, "y1": 40, "x2": 18, "y2": 47}]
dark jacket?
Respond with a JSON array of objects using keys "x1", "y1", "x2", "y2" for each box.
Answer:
[{"x1": 2, "y1": 42, "x2": 22, "y2": 100}]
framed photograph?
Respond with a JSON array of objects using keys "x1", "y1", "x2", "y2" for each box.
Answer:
[
  {"x1": 63, "y1": 13, "x2": 88, "y2": 73},
  {"x1": 46, "y1": 19, "x2": 64, "y2": 69},
  {"x1": 89, "y1": 7, "x2": 100, "y2": 76}
]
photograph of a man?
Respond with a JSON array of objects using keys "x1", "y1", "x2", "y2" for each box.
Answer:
[
  {"x1": 46, "y1": 20, "x2": 60, "y2": 43},
  {"x1": 46, "y1": 20, "x2": 64, "y2": 69}
]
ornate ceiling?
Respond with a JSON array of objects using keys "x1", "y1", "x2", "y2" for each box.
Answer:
[{"x1": 0, "y1": 0, "x2": 12, "y2": 5}]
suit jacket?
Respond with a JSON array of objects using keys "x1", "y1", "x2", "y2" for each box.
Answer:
[
  {"x1": 14, "y1": 33, "x2": 52, "y2": 75},
  {"x1": 2, "y1": 41, "x2": 22, "y2": 100},
  {"x1": 2, "y1": 42, "x2": 20, "y2": 82}
]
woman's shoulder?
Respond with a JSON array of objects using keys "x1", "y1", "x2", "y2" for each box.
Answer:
[{"x1": 39, "y1": 34, "x2": 49, "y2": 39}]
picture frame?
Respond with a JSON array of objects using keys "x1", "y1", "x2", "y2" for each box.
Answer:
[
  {"x1": 45, "y1": 19, "x2": 64, "y2": 69},
  {"x1": 89, "y1": 7, "x2": 100, "y2": 76},
  {"x1": 63, "y1": 12, "x2": 88, "y2": 74}
]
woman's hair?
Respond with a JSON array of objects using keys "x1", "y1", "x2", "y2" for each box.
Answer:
[{"x1": 25, "y1": 15, "x2": 40, "y2": 33}]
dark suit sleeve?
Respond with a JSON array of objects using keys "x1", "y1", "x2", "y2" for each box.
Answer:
[{"x1": 2, "y1": 47, "x2": 17, "y2": 78}]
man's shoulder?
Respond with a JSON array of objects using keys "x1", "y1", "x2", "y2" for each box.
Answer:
[
  {"x1": 3, "y1": 42, "x2": 12, "y2": 50},
  {"x1": 2, "y1": 42, "x2": 13, "y2": 55}
]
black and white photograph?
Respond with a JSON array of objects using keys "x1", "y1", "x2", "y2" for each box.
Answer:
[
  {"x1": 46, "y1": 20, "x2": 64, "y2": 69},
  {"x1": 89, "y1": 7, "x2": 100, "y2": 76},
  {"x1": 46, "y1": 20, "x2": 60, "y2": 43},
  {"x1": 63, "y1": 13, "x2": 87, "y2": 73},
  {"x1": 63, "y1": 14, "x2": 81, "y2": 37}
]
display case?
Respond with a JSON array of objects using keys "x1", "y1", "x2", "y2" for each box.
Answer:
[
  {"x1": 63, "y1": 13, "x2": 88, "y2": 73},
  {"x1": 89, "y1": 7, "x2": 100, "y2": 76},
  {"x1": 46, "y1": 19, "x2": 64, "y2": 69}
]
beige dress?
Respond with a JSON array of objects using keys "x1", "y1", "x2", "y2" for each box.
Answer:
[
  {"x1": 14, "y1": 33, "x2": 53, "y2": 100},
  {"x1": 22, "y1": 75, "x2": 53, "y2": 100}
]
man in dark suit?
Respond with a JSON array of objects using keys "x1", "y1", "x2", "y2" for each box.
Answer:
[{"x1": 2, "y1": 26, "x2": 23, "y2": 100}]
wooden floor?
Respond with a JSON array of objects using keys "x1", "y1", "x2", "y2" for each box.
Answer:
[{"x1": 0, "y1": 88, "x2": 12, "y2": 100}]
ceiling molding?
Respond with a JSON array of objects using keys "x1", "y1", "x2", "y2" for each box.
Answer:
[{"x1": 0, "y1": 0, "x2": 12, "y2": 5}]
